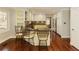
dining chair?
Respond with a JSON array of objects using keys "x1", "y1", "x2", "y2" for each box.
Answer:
[
  {"x1": 15, "y1": 26, "x2": 23, "y2": 38},
  {"x1": 37, "y1": 30, "x2": 49, "y2": 46},
  {"x1": 23, "y1": 30, "x2": 35, "y2": 45}
]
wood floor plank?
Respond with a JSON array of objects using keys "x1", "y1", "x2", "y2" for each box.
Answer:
[{"x1": 0, "y1": 32, "x2": 78, "y2": 51}]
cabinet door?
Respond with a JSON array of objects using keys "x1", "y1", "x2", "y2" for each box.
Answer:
[{"x1": 16, "y1": 9, "x2": 25, "y2": 26}]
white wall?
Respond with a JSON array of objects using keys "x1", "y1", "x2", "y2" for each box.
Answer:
[
  {"x1": 9, "y1": 9, "x2": 16, "y2": 38},
  {"x1": 52, "y1": 9, "x2": 70, "y2": 38},
  {"x1": 0, "y1": 8, "x2": 15, "y2": 43}
]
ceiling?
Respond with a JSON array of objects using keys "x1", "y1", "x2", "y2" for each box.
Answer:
[
  {"x1": 29, "y1": 7, "x2": 62, "y2": 15},
  {"x1": 12, "y1": 7, "x2": 70, "y2": 15}
]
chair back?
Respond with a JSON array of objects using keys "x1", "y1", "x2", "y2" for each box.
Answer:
[
  {"x1": 15, "y1": 26, "x2": 23, "y2": 33},
  {"x1": 15, "y1": 26, "x2": 23, "y2": 38},
  {"x1": 24, "y1": 30, "x2": 35, "y2": 38},
  {"x1": 37, "y1": 30, "x2": 49, "y2": 40}
]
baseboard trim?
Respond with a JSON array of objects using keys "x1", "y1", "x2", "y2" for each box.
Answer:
[
  {"x1": 0, "y1": 36, "x2": 16, "y2": 44},
  {"x1": 62, "y1": 38, "x2": 70, "y2": 43},
  {"x1": 71, "y1": 45, "x2": 79, "y2": 51},
  {"x1": 53, "y1": 31, "x2": 61, "y2": 37},
  {"x1": 61, "y1": 36, "x2": 70, "y2": 38}
]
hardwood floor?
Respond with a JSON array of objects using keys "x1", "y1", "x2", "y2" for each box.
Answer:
[{"x1": 0, "y1": 32, "x2": 78, "y2": 51}]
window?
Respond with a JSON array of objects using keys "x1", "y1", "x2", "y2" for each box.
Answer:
[{"x1": 0, "y1": 11, "x2": 7, "y2": 29}]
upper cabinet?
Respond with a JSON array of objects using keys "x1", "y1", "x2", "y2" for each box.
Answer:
[
  {"x1": 15, "y1": 9, "x2": 25, "y2": 26},
  {"x1": 15, "y1": 8, "x2": 51, "y2": 27},
  {"x1": 26, "y1": 9, "x2": 47, "y2": 21},
  {"x1": 26, "y1": 10, "x2": 33, "y2": 21},
  {"x1": 33, "y1": 14, "x2": 46, "y2": 21}
]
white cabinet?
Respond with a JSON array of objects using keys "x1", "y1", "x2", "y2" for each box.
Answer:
[
  {"x1": 33, "y1": 14, "x2": 46, "y2": 21},
  {"x1": 15, "y1": 9, "x2": 25, "y2": 26}
]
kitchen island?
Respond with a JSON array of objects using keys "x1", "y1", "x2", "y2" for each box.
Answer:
[{"x1": 23, "y1": 28, "x2": 52, "y2": 46}]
